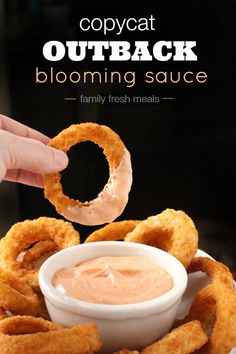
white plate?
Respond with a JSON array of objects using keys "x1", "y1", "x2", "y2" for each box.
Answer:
[{"x1": 176, "y1": 249, "x2": 236, "y2": 354}]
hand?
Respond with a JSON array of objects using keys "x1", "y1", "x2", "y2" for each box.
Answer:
[{"x1": 0, "y1": 114, "x2": 68, "y2": 188}]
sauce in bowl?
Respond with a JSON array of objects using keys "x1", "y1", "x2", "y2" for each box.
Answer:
[{"x1": 52, "y1": 256, "x2": 173, "y2": 304}]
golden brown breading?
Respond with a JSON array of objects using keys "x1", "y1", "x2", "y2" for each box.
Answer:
[
  {"x1": 188, "y1": 256, "x2": 234, "y2": 290},
  {"x1": 183, "y1": 257, "x2": 236, "y2": 354},
  {"x1": 114, "y1": 321, "x2": 207, "y2": 354},
  {"x1": 85, "y1": 220, "x2": 140, "y2": 243},
  {"x1": 125, "y1": 209, "x2": 198, "y2": 268},
  {"x1": 43, "y1": 123, "x2": 126, "y2": 219},
  {"x1": 0, "y1": 217, "x2": 80, "y2": 291},
  {"x1": 0, "y1": 269, "x2": 48, "y2": 319},
  {"x1": 0, "y1": 317, "x2": 102, "y2": 354},
  {"x1": 20, "y1": 240, "x2": 56, "y2": 270},
  {"x1": 141, "y1": 320, "x2": 207, "y2": 354},
  {"x1": 114, "y1": 350, "x2": 139, "y2": 354}
]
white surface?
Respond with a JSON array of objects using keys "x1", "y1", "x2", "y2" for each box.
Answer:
[
  {"x1": 39, "y1": 241, "x2": 188, "y2": 353},
  {"x1": 177, "y1": 249, "x2": 236, "y2": 354}
]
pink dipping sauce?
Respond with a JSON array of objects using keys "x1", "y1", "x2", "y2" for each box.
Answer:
[{"x1": 52, "y1": 256, "x2": 173, "y2": 305}]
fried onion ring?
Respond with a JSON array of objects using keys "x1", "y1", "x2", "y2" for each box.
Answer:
[
  {"x1": 141, "y1": 320, "x2": 207, "y2": 354},
  {"x1": 43, "y1": 123, "x2": 133, "y2": 226},
  {"x1": 0, "y1": 217, "x2": 80, "y2": 291},
  {"x1": 114, "y1": 321, "x2": 207, "y2": 354},
  {"x1": 114, "y1": 350, "x2": 139, "y2": 354},
  {"x1": 85, "y1": 220, "x2": 140, "y2": 243},
  {"x1": 0, "y1": 309, "x2": 7, "y2": 320},
  {"x1": 182, "y1": 257, "x2": 236, "y2": 353},
  {"x1": 20, "y1": 240, "x2": 57, "y2": 270},
  {"x1": 188, "y1": 257, "x2": 234, "y2": 290},
  {"x1": 0, "y1": 269, "x2": 48, "y2": 319},
  {"x1": 125, "y1": 209, "x2": 198, "y2": 268},
  {"x1": 0, "y1": 316, "x2": 102, "y2": 354}
]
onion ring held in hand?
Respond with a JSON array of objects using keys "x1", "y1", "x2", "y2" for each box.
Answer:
[
  {"x1": 0, "y1": 269, "x2": 48, "y2": 319},
  {"x1": 43, "y1": 123, "x2": 133, "y2": 226},
  {"x1": 183, "y1": 257, "x2": 236, "y2": 354},
  {"x1": 125, "y1": 209, "x2": 198, "y2": 268},
  {"x1": 85, "y1": 220, "x2": 140, "y2": 243},
  {"x1": 0, "y1": 217, "x2": 80, "y2": 291},
  {"x1": 0, "y1": 316, "x2": 102, "y2": 354}
]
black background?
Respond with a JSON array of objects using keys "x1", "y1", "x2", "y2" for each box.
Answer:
[{"x1": 2, "y1": 1, "x2": 236, "y2": 269}]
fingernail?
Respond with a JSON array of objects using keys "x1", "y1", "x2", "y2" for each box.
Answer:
[{"x1": 52, "y1": 149, "x2": 69, "y2": 168}]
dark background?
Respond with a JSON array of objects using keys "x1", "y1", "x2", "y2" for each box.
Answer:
[{"x1": 1, "y1": 1, "x2": 235, "y2": 271}]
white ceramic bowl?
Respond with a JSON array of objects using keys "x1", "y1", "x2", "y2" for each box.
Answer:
[{"x1": 39, "y1": 241, "x2": 187, "y2": 353}]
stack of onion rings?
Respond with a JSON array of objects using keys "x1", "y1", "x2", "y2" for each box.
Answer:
[
  {"x1": 0, "y1": 316, "x2": 102, "y2": 354},
  {"x1": 0, "y1": 217, "x2": 80, "y2": 291},
  {"x1": 0, "y1": 209, "x2": 235, "y2": 353},
  {"x1": 43, "y1": 123, "x2": 133, "y2": 226}
]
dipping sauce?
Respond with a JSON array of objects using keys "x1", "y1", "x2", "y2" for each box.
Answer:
[
  {"x1": 52, "y1": 256, "x2": 173, "y2": 304},
  {"x1": 61, "y1": 148, "x2": 133, "y2": 226}
]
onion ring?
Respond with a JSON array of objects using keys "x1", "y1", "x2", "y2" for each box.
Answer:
[
  {"x1": 43, "y1": 123, "x2": 133, "y2": 226},
  {"x1": 114, "y1": 321, "x2": 207, "y2": 354},
  {"x1": 125, "y1": 209, "x2": 198, "y2": 268},
  {"x1": 0, "y1": 269, "x2": 48, "y2": 319},
  {"x1": 114, "y1": 351, "x2": 138, "y2": 354},
  {"x1": 0, "y1": 316, "x2": 102, "y2": 353},
  {"x1": 0, "y1": 217, "x2": 80, "y2": 291},
  {"x1": 85, "y1": 220, "x2": 140, "y2": 243},
  {"x1": 188, "y1": 256, "x2": 234, "y2": 290},
  {"x1": 0, "y1": 309, "x2": 7, "y2": 320},
  {"x1": 20, "y1": 240, "x2": 57, "y2": 270},
  {"x1": 141, "y1": 320, "x2": 207, "y2": 354},
  {"x1": 182, "y1": 257, "x2": 236, "y2": 353}
]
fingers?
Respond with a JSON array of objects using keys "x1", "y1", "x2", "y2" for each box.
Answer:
[
  {"x1": 0, "y1": 130, "x2": 68, "y2": 182},
  {"x1": 4, "y1": 170, "x2": 44, "y2": 188},
  {"x1": 0, "y1": 114, "x2": 50, "y2": 144}
]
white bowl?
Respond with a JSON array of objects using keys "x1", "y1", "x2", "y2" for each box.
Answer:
[{"x1": 39, "y1": 241, "x2": 188, "y2": 353}]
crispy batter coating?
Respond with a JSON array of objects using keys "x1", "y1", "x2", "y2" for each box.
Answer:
[
  {"x1": 48, "y1": 123, "x2": 124, "y2": 169},
  {"x1": 114, "y1": 321, "x2": 207, "y2": 354},
  {"x1": 141, "y1": 321, "x2": 207, "y2": 354},
  {"x1": 0, "y1": 315, "x2": 62, "y2": 332},
  {"x1": 85, "y1": 220, "x2": 140, "y2": 243},
  {"x1": 20, "y1": 240, "x2": 57, "y2": 270},
  {"x1": 125, "y1": 209, "x2": 198, "y2": 268},
  {"x1": 0, "y1": 213, "x2": 235, "y2": 353},
  {"x1": 0, "y1": 217, "x2": 80, "y2": 291},
  {"x1": 114, "y1": 350, "x2": 139, "y2": 354},
  {"x1": 188, "y1": 257, "x2": 235, "y2": 290},
  {"x1": 0, "y1": 269, "x2": 48, "y2": 319},
  {"x1": 43, "y1": 123, "x2": 126, "y2": 224},
  {"x1": 183, "y1": 257, "x2": 236, "y2": 353},
  {"x1": 0, "y1": 308, "x2": 7, "y2": 319},
  {"x1": 0, "y1": 316, "x2": 102, "y2": 354}
]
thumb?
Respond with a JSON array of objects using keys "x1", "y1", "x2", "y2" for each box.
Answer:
[{"x1": 0, "y1": 130, "x2": 68, "y2": 178}]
